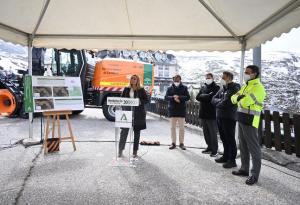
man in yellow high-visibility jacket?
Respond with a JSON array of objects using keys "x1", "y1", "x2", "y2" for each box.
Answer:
[{"x1": 231, "y1": 65, "x2": 266, "y2": 185}]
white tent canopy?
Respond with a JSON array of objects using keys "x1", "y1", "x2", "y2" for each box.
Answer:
[{"x1": 1, "y1": 0, "x2": 300, "y2": 51}]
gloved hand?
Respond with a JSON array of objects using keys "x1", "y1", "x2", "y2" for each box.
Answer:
[{"x1": 237, "y1": 95, "x2": 245, "y2": 102}]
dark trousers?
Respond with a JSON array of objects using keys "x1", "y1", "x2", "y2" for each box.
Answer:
[
  {"x1": 119, "y1": 128, "x2": 141, "y2": 151},
  {"x1": 202, "y1": 119, "x2": 218, "y2": 154},
  {"x1": 238, "y1": 123, "x2": 261, "y2": 179},
  {"x1": 217, "y1": 118, "x2": 237, "y2": 161}
]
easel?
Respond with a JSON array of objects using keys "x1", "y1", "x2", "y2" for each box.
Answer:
[{"x1": 43, "y1": 110, "x2": 76, "y2": 154}]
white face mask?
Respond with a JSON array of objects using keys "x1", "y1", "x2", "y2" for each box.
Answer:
[
  {"x1": 174, "y1": 82, "x2": 180, "y2": 87},
  {"x1": 244, "y1": 74, "x2": 251, "y2": 82},
  {"x1": 205, "y1": 79, "x2": 213, "y2": 85},
  {"x1": 220, "y1": 79, "x2": 227, "y2": 86}
]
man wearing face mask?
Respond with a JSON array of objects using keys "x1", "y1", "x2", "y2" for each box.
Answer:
[
  {"x1": 212, "y1": 71, "x2": 240, "y2": 168},
  {"x1": 231, "y1": 65, "x2": 266, "y2": 185},
  {"x1": 165, "y1": 75, "x2": 190, "y2": 150},
  {"x1": 196, "y1": 73, "x2": 220, "y2": 157}
]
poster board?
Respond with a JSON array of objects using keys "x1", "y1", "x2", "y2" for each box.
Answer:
[{"x1": 25, "y1": 76, "x2": 84, "y2": 113}]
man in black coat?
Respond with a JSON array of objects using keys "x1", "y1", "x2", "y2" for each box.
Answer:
[
  {"x1": 196, "y1": 73, "x2": 220, "y2": 157},
  {"x1": 165, "y1": 75, "x2": 190, "y2": 150},
  {"x1": 212, "y1": 71, "x2": 240, "y2": 168}
]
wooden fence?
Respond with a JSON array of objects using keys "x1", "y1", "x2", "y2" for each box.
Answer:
[{"x1": 146, "y1": 98, "x2": 300, "y2": 158}]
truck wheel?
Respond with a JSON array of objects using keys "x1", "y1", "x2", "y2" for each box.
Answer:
[{"x1": 103, "y1": 101, "x2": 115, "y2": 121}]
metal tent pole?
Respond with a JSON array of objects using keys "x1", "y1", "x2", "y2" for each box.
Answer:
[
  {"x1": 22, "y1": 36, "x2": 41, "y2": 146},
  {"x1": 28, "y1": 37, "x2": 33, "y2": 139},
  {"x1": 236, "y1": 40, "x2": 247, "y2": 150},
  {"x1": 240, "y1": 41, "x2": 246, "y2": 85},
  {"x1": 253, "y1": 45, "x2": 262, "y2": 77}
]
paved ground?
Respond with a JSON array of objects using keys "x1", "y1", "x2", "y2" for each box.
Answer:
[{"x1": 0, "y1": 109, "x2": 300, "y2": 205}]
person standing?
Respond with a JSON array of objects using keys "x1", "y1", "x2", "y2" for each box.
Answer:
[
  {"x1": 231, "y1": 65, "x2": 266, "y2": 185},
  {"x1": 196, "y1": 73, "x2": 220, "y2": 157},
  {"x1": 212, "y1": 71, "x2": 240, "y2": 168},
  {"x1": 118, "y1": 74, "x2": 149, "y2": 158},
  {"x1": 165, "y1": 75, "x2": 190, "y2": 150}
]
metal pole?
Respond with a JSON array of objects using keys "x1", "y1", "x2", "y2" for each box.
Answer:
[
  {"x1": 128, "y1": 106, "x2": 134, "y2": 163},
  {"x1": 240, "y1": 41, "x2": 246, "y2": 85},
  {"x1": 236, "y1": 40, "x2": 247, "y2": 151},
  {"x1": 28, "y1": 38, "x2": 33, "y2": 139},
  {"x1": 253, "y1": 45, "x2": 262, "y2": 77},
  {"x1": 40, "y1": 116, "x2": 43, "y2": 143},
  {"x1": 115, "y1": 127, "x2": 119, "y2": 160}
]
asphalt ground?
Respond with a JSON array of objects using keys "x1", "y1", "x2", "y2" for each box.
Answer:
[{"x1": 0, "y1": 109, "x2": 299, "y2": 205}]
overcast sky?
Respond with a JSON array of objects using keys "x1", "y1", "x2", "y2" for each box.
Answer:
[{"x1": 263, "y1": 26, "x2": 300, "y2": 53}]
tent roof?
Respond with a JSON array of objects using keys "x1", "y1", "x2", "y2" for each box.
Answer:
[{"x1": 0, "y1": 0, "x2": 300, "y2": 51}]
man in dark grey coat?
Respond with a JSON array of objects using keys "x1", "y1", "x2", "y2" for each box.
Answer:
[
  {"x1": 212, "y1": 71, "x2": 240, "y2": 168},
  {"x1": 165, "y1": 75, "x2": 190, "y2": 150},
  {"x1": 196, "y1": 73, "x2": 220, "y2": 157}
]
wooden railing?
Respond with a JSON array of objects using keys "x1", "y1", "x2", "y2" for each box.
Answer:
[{"x1": 146, "y1": 98, "x2": 300, "y2": 158}]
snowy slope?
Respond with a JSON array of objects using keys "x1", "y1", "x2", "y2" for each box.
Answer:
[{"x1": 168, "y1": 50, "x2": 300, "y2": 113}]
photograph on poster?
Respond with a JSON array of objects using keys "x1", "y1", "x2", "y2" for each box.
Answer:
[
  {"x1": 53, "y1": 87, "x2": 69, "y2": 97},
  {"x1": 33, "y1": 86, "x2": 52, "y2": 97},
  {"x1": 34, "y1": 99, "x2": 54, "y2": 110}
]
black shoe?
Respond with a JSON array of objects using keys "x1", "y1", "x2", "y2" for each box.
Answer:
[
  {"x1": 232, "y1": 170, "x2": 249, "y2": 177},
  {"x1": 118, "y1": 150, "x2": 123, "y2": 158},
  {"x1": 179, "y1": 143, "x2": 186, "y2": 150},
  {"x1": 223, "y1": 161, "x2": 237, "y2": 169},
  {"x1": 202, "y1": 148, "x2": 212, "y2": 154},
  {"x1": 132, "y1": 150, "x2": 138, "y2": 158},
  {"x1": 169, "y1": 143, "x2": 176, "y2": 150},
  {"x1": 210, "y1": 152, "x2": 218, "y2": 157},
  {"x1": 245, "y1": 175, "x2": 258, "y2": 185},
  {"x1": 215, "y1": 157, "x2": 227, "y2": 163}
]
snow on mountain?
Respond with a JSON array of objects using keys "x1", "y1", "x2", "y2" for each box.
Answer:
[
  {"x1": 0, "y1": 40, "x2": 27, "y2": 74},
  {"x1": 168, "y1": 50, "x2": 300, "y2": 114}
]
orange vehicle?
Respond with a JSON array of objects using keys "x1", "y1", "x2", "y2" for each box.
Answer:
[
  {"x1": 0, "y1": 49, "x2": 154, "y2": 121},
  {"x1": 0, "y1": 89, "x2": 16, "y2": 116},
  {"x1": 91, "y1": 58, "x2": 154, "y2": 120},
  {"x1": 0, "y1": 72, "x2": 25, "y2": 117}
]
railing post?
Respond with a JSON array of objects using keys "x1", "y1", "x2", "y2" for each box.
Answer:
[
  {"x1": 282, "y1": 113, "x2": 292, "y2": 155},
  {"x1": 264, "y1": 110, "x2": 272, "y2": 148},
  {"x1": 273, "y1": 111, "x2": 282, "y2": 151},
  {"x1": 293, "y1": 114, "x2": 300, "y2": 157}
]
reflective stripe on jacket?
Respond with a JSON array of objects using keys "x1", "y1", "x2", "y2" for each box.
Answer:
[{"x1": 231, "y1": 78, "x2": 266, "y2": 128}]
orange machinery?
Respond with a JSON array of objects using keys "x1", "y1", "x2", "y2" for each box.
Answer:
[
  {"x1": 92, "y1": 58, "x2": 154, "y2": 94},
  {"x1": 0, "y1": 89, "x2": 17, "y2": 116}
]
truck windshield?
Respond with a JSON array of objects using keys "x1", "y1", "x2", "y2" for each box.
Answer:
[{"x1": 59, "y1": 50, "x2": 82, "y2": 77}]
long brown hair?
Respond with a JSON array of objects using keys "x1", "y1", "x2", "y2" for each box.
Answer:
[{"x1": 129, "y1": 74, "x2": 142, "y2": 91}]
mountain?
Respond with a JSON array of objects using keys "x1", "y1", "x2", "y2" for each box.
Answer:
[
  {"x1": 0, "y1": 40, "x2": 27, "y2": 73},
  {"x1": 169, "y1": 50, "x2": 300, "y2": 114},
  {"x1": 0, "y1": 39, "x2": 299, "y2": 114}
]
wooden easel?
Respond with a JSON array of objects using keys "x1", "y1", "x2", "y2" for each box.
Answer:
[{"x1": 43, "y1": 110, "x2": 76, "y2": 154}]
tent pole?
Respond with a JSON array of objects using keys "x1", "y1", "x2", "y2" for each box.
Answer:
[
  {"x1": 240, "y1": 41, "x2": 246, "y2": 85},
  {"x1": 23, "y1": 36, "x2": 41, "y2": 146},
  {"x1": 28, "y1": 36, "x2": 33, "y2": 139},
  {"x1": 253, "y1": 45, "x2": 262, "y2": 78}
]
